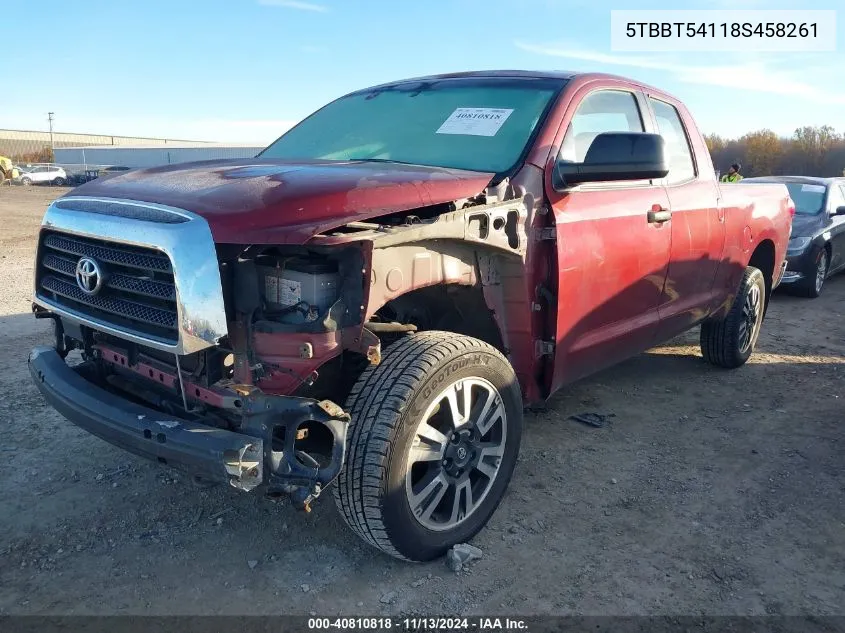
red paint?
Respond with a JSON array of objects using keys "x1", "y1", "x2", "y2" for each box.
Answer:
[
  {"x1": 252, "y1": 330, "x2": 341, "y2": 394},
  {"x1": 68, "y1": 160, "x2": 494, "y2": 245},
  {"x1": 95, "y1": 344, "x2": 236, "y2": 408},
  {"x1": 536, "y1": 74, "x2": 790, "y2": 395}
]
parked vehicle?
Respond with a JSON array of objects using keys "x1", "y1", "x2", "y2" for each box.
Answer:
[
  {"x1": 28, "y1": 71, "x2": 792, "y2": 561},
  {"x1": 98, "y1": 165, "x2": 132, "y2": 175},
  {"x1": 19, "y1": 165, "x2": 67, "y2": 186},
  {"x1": 66, "y1": 173, "x2": 91, "y2": 186},
  {"x1": 66, "y1": 166, "x2": 133, "y2": 185},
  {"x1": 0, "y1": 156, "x2": 20, "y2": 184},
  {"x1": 743, "y1": 176, "x2": 845, "y2": 297},
  {"x1": 0, "y1": 155, "x2": 13, "y2": 182}
]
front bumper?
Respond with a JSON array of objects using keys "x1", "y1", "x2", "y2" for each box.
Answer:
[
  {"x1": 773, "y1": 259, "x2": 788, "y2": 289},
  {"x1": 28, "y1": 346, "x2": 349, "y2": 502},
  {"x1": 779, "y1": 249, "x2": 817, "y2": 286}
]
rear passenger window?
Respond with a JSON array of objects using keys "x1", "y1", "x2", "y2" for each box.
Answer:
[
  {"x1": 649, "y1": 98, "x2": 696, "y2": 184},
  {"x1": 559, "y1": 90, "x2": 644, "y2": 163}
]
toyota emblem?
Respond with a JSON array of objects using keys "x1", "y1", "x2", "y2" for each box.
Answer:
[{"x1": 75, "y1": 257, "x2": 103, "y2": 295}]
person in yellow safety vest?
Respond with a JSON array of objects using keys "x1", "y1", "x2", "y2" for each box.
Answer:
[{"x1": 721, "y1": 162, "x2": 743, "y2": 183}]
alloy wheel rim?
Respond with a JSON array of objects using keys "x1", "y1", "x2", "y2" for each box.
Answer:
[
  {"x1": 738, "y1": 282, "x2": 762, "y2": 354},
  {"x1": 816, "y1": 251, "x2": 827, "y2": 293},
  {"x1": 404, "y1": 377, "x2": 507, "y2": 532}
]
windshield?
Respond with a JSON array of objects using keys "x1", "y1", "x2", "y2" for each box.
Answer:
[
  {"x1": 260, "y1": 79, "x2": 563, "y2": 174},
  {"x1": 784, "y1": 182, "x2": 827, "y2": 215}
]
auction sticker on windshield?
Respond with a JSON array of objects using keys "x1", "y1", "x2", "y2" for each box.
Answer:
[
  {"x1": 436, "y1": 108, "x2": 514, "y2": 137},
  {"x1": 802, "y1": 184, "x2": 826, "y2": 193}
]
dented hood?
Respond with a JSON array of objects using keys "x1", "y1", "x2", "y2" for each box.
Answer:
[{"x1": 66, "y1": 158, "x2": 494, "y2": 244}]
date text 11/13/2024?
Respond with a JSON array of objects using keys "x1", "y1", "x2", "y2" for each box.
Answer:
[{"x1": 307, "y1": 617, "x2": 529, "y2": 631}]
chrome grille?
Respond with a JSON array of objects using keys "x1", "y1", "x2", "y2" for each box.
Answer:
[
  {"x1": 36, "y1": 231, "x2": 178, "y2": 342},
  {"x1": 41, "y1": 254, "x2": 176, "y2": 301},
  {"x1": 42, "y1": 233, "x2": 172, "y2": 272}
]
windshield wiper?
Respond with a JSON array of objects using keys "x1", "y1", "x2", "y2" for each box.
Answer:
[{"x1": 348, "y1": 158, "x2": 422, "y2": 167}]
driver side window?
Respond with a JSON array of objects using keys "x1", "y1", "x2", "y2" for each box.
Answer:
[{"x1": 559, "y1": 90, "x2": 644, "y2": 163}]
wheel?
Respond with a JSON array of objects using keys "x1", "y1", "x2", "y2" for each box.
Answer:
[
  {"x1": 333, "y1": 331, "x2": 522, "y2": 561},
  {"x1": 701, "y1": 266, "x2": 766, "y2": 369},
  {"x1": 53, "y1": 177, "x2": 66, "y2": 186},
  {"x1": 21, "y1": 177, "x2": 32, "y2": 186},
  {"x1": 799, "y1": 247, "x2": 828, "y2": 298}
]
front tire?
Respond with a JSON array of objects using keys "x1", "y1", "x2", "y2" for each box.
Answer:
[
  {"x1": 333, "y1": 331, "x2": 523, "y2": 561},
  {"x1": 21, "y1": 177, "x2": 32, "y2": 186},
  {"x1": 701, "y1": 266, "x2": 766, "y2": 368},
  {"x1": 799, "y1": 247, "x2": 828, "y2": 298}
]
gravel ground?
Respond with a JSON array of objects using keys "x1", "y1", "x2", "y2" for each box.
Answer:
[{"x1": 0, "y1": 186, "x2": 843, "y2": 616}]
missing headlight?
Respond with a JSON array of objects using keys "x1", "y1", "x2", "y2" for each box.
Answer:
[{"x1": 257, "y1": 257, "x2": 339, "y2": 325}]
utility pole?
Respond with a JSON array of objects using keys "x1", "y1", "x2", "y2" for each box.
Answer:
[{"x1": 47, "y1": 112, "x2": 55, "y2": 153}]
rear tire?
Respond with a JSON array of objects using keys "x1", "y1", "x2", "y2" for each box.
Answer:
[
  {"x1": 53, "y1": 177, "x2": 66, "y2": 186},
  {"x1": 333, "y1": 331, "x2": 522, "y2": 561},
  {"x1": 701, "y1": 266, "x2": 766, "y2": 369}
]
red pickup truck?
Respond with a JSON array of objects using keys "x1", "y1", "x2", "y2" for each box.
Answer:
[{"x1": 28, "y1": 71, "x2": 792, "y2": 561}]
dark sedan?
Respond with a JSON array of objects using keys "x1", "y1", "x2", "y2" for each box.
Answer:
[{"x1": 743, "y1": 176, "x2": 845, "y2": 297}]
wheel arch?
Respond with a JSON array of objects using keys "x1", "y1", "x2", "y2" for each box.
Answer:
[
  {"x1": 365, "y1": 240, "x2": 536, "y2": 400},
  {"x1": 748, "y1": 238, "x2": 776, "y2": 308},
  {"x1": 823, "y1": 239, "x2": 832, "y2": 258},
  {"x1": 375, "y1": 282, "x2": 506, "y2": 354}
]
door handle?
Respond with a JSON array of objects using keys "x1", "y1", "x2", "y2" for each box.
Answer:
[{"x1": 647, "y1": 206, "x2": 672, "y2": 224}]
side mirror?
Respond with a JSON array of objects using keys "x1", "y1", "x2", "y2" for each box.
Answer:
[
  {"x1": 555, "y1": 132, "x2": 668, "y2": 188},
  {"x1": 835, "y1": 206, "x2": 845, "y2": 217}
]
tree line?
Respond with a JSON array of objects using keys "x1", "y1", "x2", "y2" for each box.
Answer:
[
  {"x1": 11, "y1": 148, "x2": 55, "y2": 164},
  {"x1": 705, "y1": 126, "x2": 845, "y2": 179},
  {"x1": 5, "y1": 130, "x2": 845, "y2": 178}
]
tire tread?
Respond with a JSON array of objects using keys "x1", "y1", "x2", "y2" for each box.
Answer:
[
  {"x1": 700, "y1": 266, "x2": 764, "y2": 368},
  {"x1": 332, "y1": 331, "x2": 511, "y2": 560}
]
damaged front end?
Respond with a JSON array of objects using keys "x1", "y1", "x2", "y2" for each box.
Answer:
[
  {"x1": 29, "y1": 172, "x2": 545, "y2": 511},
  {"x1": 28, "y1": 339, "x2": 350, "y2": 509},
  {"x1": 29, "y1": 197, "x2": 354, "y2": 510}
]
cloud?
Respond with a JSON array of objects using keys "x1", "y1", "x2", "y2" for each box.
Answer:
[
  {"x1": 514, "y1": 40, "x2": 845, "y2": 105},
  {"x1": 257, "y1": 0, "x2": 328, "y2": 12}
]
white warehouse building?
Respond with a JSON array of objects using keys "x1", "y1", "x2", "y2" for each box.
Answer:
[{"x1": 54, "y1": 143, "x2": 265, "y2": 169}]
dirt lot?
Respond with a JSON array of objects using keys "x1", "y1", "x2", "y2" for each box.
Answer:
[{"x1": 0, "y1": 186, "x2": 843, "y2": 616}]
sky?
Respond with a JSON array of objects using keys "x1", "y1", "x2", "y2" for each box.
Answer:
[{"x1": 2, "y1": 0, "x2": 843, "y2": 144}]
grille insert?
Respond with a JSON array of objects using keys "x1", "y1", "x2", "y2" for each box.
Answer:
[{"x1": 37, "y1": 232, "x2": 178, "y2": 342}]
